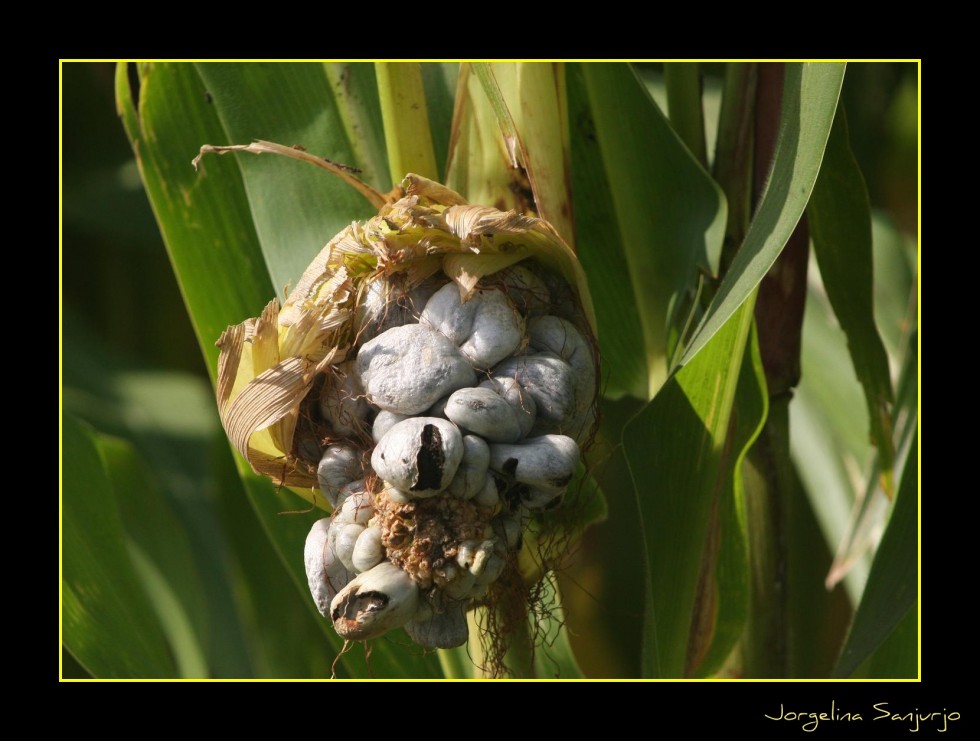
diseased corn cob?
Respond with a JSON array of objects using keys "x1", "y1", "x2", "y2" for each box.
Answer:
[{"x1": 215, "y1": 173, "x2": 598, "y2": 656}]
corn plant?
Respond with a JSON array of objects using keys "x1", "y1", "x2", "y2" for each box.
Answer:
[{"x1": 61, "y1": 61, "x2": 918, "y2": 679}]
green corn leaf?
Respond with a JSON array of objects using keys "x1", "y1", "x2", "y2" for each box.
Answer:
[
  {"x1": 581, "y1": 63, "x2": 727, "y2": 395},
  {"x1": 62, "y1": 310, "x2": 262, "y2": 677},
  {"x1": 323, "y1": 63, "x2": 391, "y2": 192},
  {"x1": 624, "y1": 294, "x2": 757, "y2": 677},
  {"x1": 376, "y1": 62, "x2": 439, "y2": 183},
  {"x1": 862, "y1": 605, "x2": 917, "y2": 678},
  {"x1": 808, "y1": 106, "x2": 895, "y2": 490},
  {"x1": 833, "y1": 431, "x2": 918, "y2": 678},
  {"x1": 62, "y1": 413, "x2": 176, "y2": 678},
  {"x1": 419, "y1": 63, "x2": 458, "y2": 183},
  {"x1": 664, "y1": 62, "x2": 708, "y2": 167},
  {"x1": 682, "y1": 62, "x2": 846, "y2": 367},
  {"x1": 192, "y1": 62, "x2": 379, "y2": 302},
  {"x1": 115, "y1": 62, "x2": 274, "y2": 377},
  {"x1": 566, "y1": 64, "x2": 647, "y2": 400},
  {"x1": 97, "y1": 435, "x2": 210, "y2": 678},
  {"x1": 472, "y1": 63, "x2": 576, "y2": 247},
  {"x1": 691, "y1": 323, "x2": 767, "y2": 677}
]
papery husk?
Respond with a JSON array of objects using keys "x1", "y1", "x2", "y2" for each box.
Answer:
[{"x1": 215, "y1": 173, "x2": 597, "y2": 500}]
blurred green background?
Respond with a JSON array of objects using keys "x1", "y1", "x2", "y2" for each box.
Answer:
[{"x1": 61, "y1": 62, "x2": 917, "y2": 678}]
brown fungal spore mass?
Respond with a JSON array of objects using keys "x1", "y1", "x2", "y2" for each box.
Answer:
[{"x1": 377, "y1": 490, "x2": 493, "y2": 591}]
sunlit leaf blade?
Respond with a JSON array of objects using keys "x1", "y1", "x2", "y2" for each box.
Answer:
[
  {"x1": 473, "y1": 63, "x2": 575, "y2": 247},
  {"x1": 193, "y1": 63, "x2": 378, "y2": 301},
  {"x1": 581, "y1": 63, "x2": 727, "y2": 395},
  {"x1": 624, "y1": 295, "x2": 756, "y2": 677},
  {"x1": 682, "y1": 62, "x2": 846, "y2": 367},
  {"x1": 870, "y1": 214, "x2": 917, "y2": 359},
  {"x1": 790, "y1": 261, "x2": 877, "y2": 603},
  {"x1": 62, "y1": 413, "x2": 176, "y2": 678},
  {"x1": 808, "y1": 107, "x2": 895, "y2": 489},
  {"x1": 833, "y1": 431, "x2": 917, "y2": 678},
  {"x1": 420, "y1": 64, "x2": 458, "y2": 183},
  {"x1": 691, "y1": 324, "x2": 767, "y2": 677},
  {"x1": 376, "y1": 62, "x2": 439, "y2": 183},
  {"x1": 115, "y1": 62, "x2": 274, "y2": 376},
  {"x1": 827, "y1": 321, "x2": 918, "y2": 592},
  {"x1": 439, "y1": 642, "x2": 477, "y2": 679},
  {"x1": 566, "y1": 65, "x2": 647, "y2": 400},
  {"x1": 97, "y1": 435, "x2": 210, "y2": 678},
  {"x1": 445, "y1": 64, "x2": 523, "y2": 212},
  {"x1": 62, "y1": 311, "x2": 257, "y2": 677},
  {"x1": 664, "y1": 63, "x2": 708, "y2": 168},
  {"x1": 323, "y1": 63, "x2": 391, "y2": 192}
]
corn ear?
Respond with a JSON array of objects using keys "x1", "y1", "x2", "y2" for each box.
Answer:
[{"x1": 214, "y1": 171, "x2": 596, "y2": 501}]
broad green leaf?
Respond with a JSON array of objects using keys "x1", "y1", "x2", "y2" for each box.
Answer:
[
  {"x1": 624, "y1": 294, "x2": 756, "y2": 677},
  {"x1": 581, "y1": 63, "x2": 727, "y2": 395},
  {"x1": 682, "y1": 63, "x2": 846, "y2": 367},
  {"x1": 664, "y1": 63, "x2": 708, "y2": 168},
  {"x1": 420, "y1": 63, "x2": 458, "y2": 183},
  {"x1": 808, "y1": 107, "x2": 895, "y2": 488},
  {"x1": 62, "y1": 413, "x2": 176, "y2": 678},
  {"x1": 566, "y1": 64, "x2": 647, "y2": 400},
  {"x1": 207, "y1": 437, "x2": 339, "y2": 679},
  {"x1": 870, "y1": 213, "x2": 917, "y2": 359},
  {"x1": 97, "y1": 435, "x2": 209, "y2": 678},
  {"x1": 825, "y1": 325, "x2": 918, "y2": 597},
  {"x1": 62, "y1": 647, "x2": 92, "y2": 679},
  {"x1": 439, "y1": 642, "x2": 477, "y2": 679},
  {"x1": 376, "y1": 62, "x2": 439, "y2": 183},
  {"x1": 193, "y1": 63, "x2": 378, "y2": 302},
  {"x1": 692, "y1": 324, "x2": 767, "y2": 677},
  {"x1": 793, "y1": 229, "x2": 916, "y2": 606},
  {"x1": 445, "y1": 64, "x2": 524, "y2": 212},
  {"x1": 116, "y1": 62, "x2": 274, "y2": 377},
  {"x1": 827, "y1": 322, "x2": 919, "y2": 601},
  {"x1": 62, "y1": 310, "x2": 256, "y2": 677},
  {"x1": 785, "y1": 459, "x2": 853, "y2": 677},
  {"x1": 472, "y1": 63, "x2": 575, "y2": 247},
  {"x1": 323, "y1": 63, "x2": 391, "y2": 192},
  {"x1": 863, "y1": 605, "x2": 917, "y2": 678},
  {"x1": 833, "y1": 431, "x2": 918, "y2": 678},
  {"x1": 791, "y1": 264, "x2": 876, "y2": 603}
]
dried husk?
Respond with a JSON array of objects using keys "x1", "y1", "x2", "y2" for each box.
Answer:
[{"x1": 215, "y1": 174, "x2": 597, "y2": 502}]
